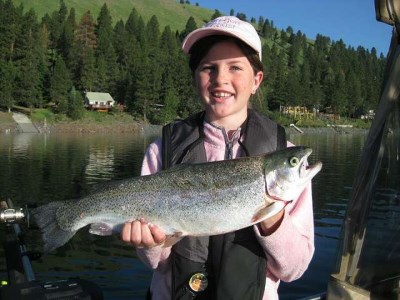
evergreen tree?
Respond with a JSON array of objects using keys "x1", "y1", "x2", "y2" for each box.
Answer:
[
  {"x1": 211, "y1": 10, "x2": 222, "y2": 20},
  {"x1": 156, "y1": 84, "x2": 180, "y2": 124},
  {"x1": 58, "y1": 8, "x2": 75, "y2": 66},
  {"x1": 13, "y1": 9, "x2": 45, "y2": 108},
  {"x1": 269, "y1": 52, "x2": 288, "y2": 110},
  {"x1": 286, "y1": 68, "x2": 302, "y2": 106},
  {"x1": 96, "y1": 3, "x2": 117, "y2": 92},
  {"x1": 180, "y1": 16, "x2": 197, "y2": 40},
  {"x1": 50, "y1": 56, "x2": 72, "y2": 113},
  {"x1": 0, "y1": 60, "x2": 15, "y2": 110},
  {"x1": 236, "y1": 12, "x2": 247, "y2": 21},
  {"x1": 75, "y1": 11, "x2": 97, "y2": 51},
  {"x1": 331, "y1": 72, "x2": 347, "y2": 116},
  {"x1": 262, "y1": 19, "x2": 274, "y2": 40},
  {"x1": 160, "y1": 25, "x2": 178, "y2": 54},
  {"x1": 0, "y1": 0, "x2": 18, "y2": 62},
  {"x1": 68, "y1": 86, "x2": 84, "y2": 119},
  {"x1": 125, "y1": 8, "x2": 139, "y2": 36},
  {"x1": 79, "y1": 47, "x2": 96, "y2": 91},
  {"x1": 146, "y1": 15, "x2": 160, "y2": 52},
  {"x1": 300, "y1": 60, "x2": 312, "y2": 106},
  {"x1": 257, "y1": 17, "x2": 264, "y2": 32},
  {"x1": 345, "y1": 70, "x2": 362, "y2": 117},
  {"x1": 73, "y1": 11, "x2": 97, "y2": 90},
  {"x1": 113, "y1": 19, "x2": 128, "y2": 64}
]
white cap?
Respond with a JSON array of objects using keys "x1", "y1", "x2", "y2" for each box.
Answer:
[{"x1": 182, "y1": 16, "x2": 262, "y2": 60}]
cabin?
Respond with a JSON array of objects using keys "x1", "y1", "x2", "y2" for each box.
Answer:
[
  {"x1": 280, "y1": 105, "x2": 314, "y2": 119},
  {"x1": 84, "y1": 92, "x2": 115, "y2": 112}
]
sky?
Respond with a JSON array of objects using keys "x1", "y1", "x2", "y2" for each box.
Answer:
[{"x1": 196, "y1": 0, "x2": 393, "y2": 56}]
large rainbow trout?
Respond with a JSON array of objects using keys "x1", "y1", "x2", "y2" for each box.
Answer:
[{"x1": 32, "y1": 146, "x2": 322, "y2": 252}]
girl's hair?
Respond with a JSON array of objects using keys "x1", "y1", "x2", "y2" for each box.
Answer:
[{"x1": 188, "y1": 35, "x2": 263, "y2": 75}]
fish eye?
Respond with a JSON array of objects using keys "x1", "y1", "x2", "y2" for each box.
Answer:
[{"x1": 289, "y1": 156, "x2": 300, "y2": 167}]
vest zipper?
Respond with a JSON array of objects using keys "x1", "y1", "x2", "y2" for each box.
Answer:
[{"x1": 222, "y1": 128, "x2": 241, "y2": 160}]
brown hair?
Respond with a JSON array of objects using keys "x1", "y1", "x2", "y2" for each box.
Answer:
[{"x1": 188, "y1": 35, "x2": 263, "y2": 75}]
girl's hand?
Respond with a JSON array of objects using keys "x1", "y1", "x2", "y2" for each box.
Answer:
[{"x1": 121, "y1": 219, "x2": 166, "y2": 248}]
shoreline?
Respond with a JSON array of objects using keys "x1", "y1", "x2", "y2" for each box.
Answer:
[
  {"x1": 1, "y1": 121, "x2": 368, "y2": 136},
  {"x1": 0, "y1": 111, "x2": 369, "y2": 136}
]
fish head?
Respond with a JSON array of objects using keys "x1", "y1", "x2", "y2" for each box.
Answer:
[{"x1": 264, "y1": 146, "x2": 322, "y2": 202}]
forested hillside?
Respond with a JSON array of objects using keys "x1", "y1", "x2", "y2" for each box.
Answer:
[{"x1": 0, "y1": 0, "x2": 386, "y2": 124}]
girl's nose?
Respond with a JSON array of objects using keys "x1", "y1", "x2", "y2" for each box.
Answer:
[{"x1": 213, "y1": 68, "x2": 229, "y2": 85}]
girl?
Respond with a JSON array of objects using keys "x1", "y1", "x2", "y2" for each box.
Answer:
[{"x1": 121, "y1": 16, "x2": 315, "y2": 300}]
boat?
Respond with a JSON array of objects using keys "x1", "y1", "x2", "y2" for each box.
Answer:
[{"x1": 314, "y1": 0, "x2": 400, "y2": 298}]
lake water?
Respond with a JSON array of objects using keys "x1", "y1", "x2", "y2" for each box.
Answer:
[{"x1": 0, "y1": 130, "x2": 368, "y2": 299}]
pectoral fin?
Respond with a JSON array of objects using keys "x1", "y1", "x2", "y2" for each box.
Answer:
[
  {"x1": 252, "y1": 203, "x2": 275, "y2": 223},
  {"x1": 252, "y1": 199, "x2": 286, "y2": 224}
]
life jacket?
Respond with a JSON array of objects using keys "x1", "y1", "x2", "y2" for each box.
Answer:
[{"x1": 161, "y1": 109, "x2": 286, "y2": 300}]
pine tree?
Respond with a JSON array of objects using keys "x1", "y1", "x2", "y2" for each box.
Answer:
[
  {"x1": 0, "y1": 60, "x2": 15, "y2": 110},
  {"x1": 146, "y1": 15, "x2": 160, "y2": 52},
  {"x1": 67, "y1": 86, "x2": 84, "y2": 119},
  {"x1": 58, "y1": 8, "x2": 76, "y2": 65},
  {"x1": 180, "y1": 16, "x2": 197, "y2": 40},
  {"x1": 0, "y1": 0, "x2": 18, "y2": 62},
  {"x1": 49, "y1": 56, "x2": 72, "y2": 113},
  {"x1": 75, "y1": 11, "x2": 97, "y2": 51},
  {"x1": 13, "y1": 9, "x2": 45, "y2": 108},
  {"x1": 79, "y1": 47, "x2": 96, "y2": 92},
  {"x1": 211, "y1": 10, "x2": 222, "y2": 20},
  {"x1": 96, "y1": 3, "x2": 117, "y2": 92}
]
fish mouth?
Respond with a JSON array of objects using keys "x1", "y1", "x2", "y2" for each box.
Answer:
[
  {"x1": 301, "y1": 150, "x2": 323, "y2": 179},
  {"x1": 304, "y1": 161, "x2": 323, "y2": 179}
]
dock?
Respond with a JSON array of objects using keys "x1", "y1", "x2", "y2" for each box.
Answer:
[{"x1": 12, "y1": 112, "x2": 39, "y2": 133}]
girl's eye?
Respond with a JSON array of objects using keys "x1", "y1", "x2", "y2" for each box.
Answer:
[
  {"x1": 200, "y1": 65, "x2": 214, "y2": 72},
  {"x1": 231, "y1": 66, "x2": 241, "y2": 71}
]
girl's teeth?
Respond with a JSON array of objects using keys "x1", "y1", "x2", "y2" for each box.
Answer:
[{"x1": 213, "y1": 92, "x2": 231, "y2": 97}]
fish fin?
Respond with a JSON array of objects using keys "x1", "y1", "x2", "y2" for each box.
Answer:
[
  {"x1": 251, "y1": 200, "x2": 286, "y2": 224},
  {"x1": 162, "y1": 233, "x2": 183, "y2": 248},
  {"x1": 31, "y1": 201, "x2": 77, "y2": 253},
  {"x1": 252, "y1": 204, "x2": 274, "y2": 223},
  {"x1": 89, "y1": 223, "x2": 113, "y2": 236}
]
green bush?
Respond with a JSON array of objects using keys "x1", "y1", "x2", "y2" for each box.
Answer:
[{"x1": 30, "y1": 109, "x2": 56, "y2": 122}]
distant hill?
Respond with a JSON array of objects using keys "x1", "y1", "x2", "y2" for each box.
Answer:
[{"x1": 12, "y1": 0, "x2": 215, "y2": 31}]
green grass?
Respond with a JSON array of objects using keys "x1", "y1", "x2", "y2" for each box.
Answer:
[
  {"x1": 30, "y1": 108, "x2": 56, "y2": 122},
  {"x1": 267, "y1": 111, "x2": 372, "y2": 129},
  {"x1": 13, "y1": 0, "x2": 214, "y2": 31},
  {"x1": 29, "y1": 108, "x2": 136, "y2": 125},
  {"x1": 0, "y1": 111, "x2": 14, "y2": 125}
]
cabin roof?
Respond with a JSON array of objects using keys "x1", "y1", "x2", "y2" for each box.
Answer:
[{"x1": 85, "y1": 92, "x2": 114, "y2": 102}]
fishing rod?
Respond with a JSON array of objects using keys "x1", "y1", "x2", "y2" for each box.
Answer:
[{"x1": 0, "y1": 199, "x2": 103, "y2": 300}]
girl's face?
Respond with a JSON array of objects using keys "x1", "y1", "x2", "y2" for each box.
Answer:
[{"x1": 194, "y1": 40, "x2": 263, "y2": 129}]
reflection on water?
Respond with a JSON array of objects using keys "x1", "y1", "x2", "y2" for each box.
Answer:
[{"x1": 0, "y1": 131, "x2": 367, "y2": 299}]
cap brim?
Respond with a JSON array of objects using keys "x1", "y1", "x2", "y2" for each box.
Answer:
[{"x1": 182, "y1": 28, "x2": 261, "y2": 59}]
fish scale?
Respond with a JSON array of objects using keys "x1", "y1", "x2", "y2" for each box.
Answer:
[{"x1": 32, "y1": 146, "x2": 322, "y2": 252}]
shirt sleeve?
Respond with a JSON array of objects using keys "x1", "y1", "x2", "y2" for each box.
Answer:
[
  {"x1": 136, "y1": 138, "x2": 173, "y2": 270},
  {"x1": 253, "y1": 141, "x2": 315, "y2": 282}
]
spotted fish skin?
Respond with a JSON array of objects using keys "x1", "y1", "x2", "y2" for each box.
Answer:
[{"x1": 32, "y1": 146, "x2": 322, "y2": 252}]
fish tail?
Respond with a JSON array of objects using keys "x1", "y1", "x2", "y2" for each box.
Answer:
[{"x1": 31, "y1": 201, "x2": 76, "y2": 253}]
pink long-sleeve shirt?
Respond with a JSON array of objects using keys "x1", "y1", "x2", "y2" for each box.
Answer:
[{"x1": 137, "y1": 122, "x2": 315, "y2": 300}]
